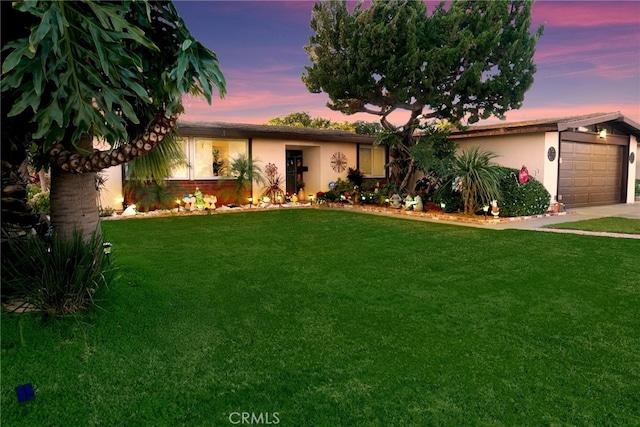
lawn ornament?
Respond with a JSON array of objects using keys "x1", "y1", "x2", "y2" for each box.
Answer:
[
  {"x1": 203, "y1": 195, "x2": 217, "y2": 210},
  {"x1": 414, "y1": 195, "x2": 423, "y2": 212},
  {"x1": 194, "y1": 187, "x2": 205, "y2": 210},
  {"x1": 491, "y1": 200, "x2": 500, "y2": 218},
  {"x1": 519, "y1": 165, "x2": 529, "y2": 184},
  {"x1": 404, "y1": 194, "x2": 416, "y2": 210},
  {"x1": 182, "y1": 194, "x2": 196, "y2": 210},
  {"x1": 389, "y1": 193, "x2": 403, "y2": 209},
  {"x1": 122, "y1": 204, "x2": 137, "y2": 216}
]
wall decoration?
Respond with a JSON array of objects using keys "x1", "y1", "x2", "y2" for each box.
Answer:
[
  {"x1": 330, "y1": 152, "x2": 347, "y2": 172},
  {"x1": 547, "y1": 146, "x2": 556, "y2": 162},
  {"x1": 630, "y1": 152, "x2": 635, "y2": 164}
]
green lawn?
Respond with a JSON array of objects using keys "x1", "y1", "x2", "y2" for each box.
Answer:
[
  {"x1": 2, "y1": 210, "x2": 639, "y2": 426},
  {"x1": 544, "y1": 216, "x2": 640, "y2": 235}
]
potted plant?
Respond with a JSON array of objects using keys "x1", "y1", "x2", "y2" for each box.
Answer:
[
  {"x1": 212, "y1": 148, "x2": 225, "y2": 176},
  {"x1": 297, "y1": 180, "x2": 306, "y2": 201}
]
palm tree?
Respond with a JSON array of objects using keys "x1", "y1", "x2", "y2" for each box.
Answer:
[
  {"x1": 229, "y1": 155, "x2": 265, "y2": 205},
  {"x1": 451, "y1": 146, "x2": 502, "y2": 215},
  {"x1": 1, "y1": 1, "x2": 226, "y2": 242}
]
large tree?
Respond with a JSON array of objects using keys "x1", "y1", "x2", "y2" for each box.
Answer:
[
  {"x1": 303, "y1": 0, "x2": 543, "y2": 191},
  {"x1": 1, "y1": 1, "x2": 225, "y2": 241}
]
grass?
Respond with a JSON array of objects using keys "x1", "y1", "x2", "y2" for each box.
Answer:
[
  {"x1": 2, "y1": 209, "x2": 639, "y2": 426},
  {"x1": 544, "y1": 216, "x2": 640, "y2": 235}
]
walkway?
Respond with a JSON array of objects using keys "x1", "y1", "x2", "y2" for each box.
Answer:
[{"x1": 439, "y1": 203, "x2": 640, "y2": 239}]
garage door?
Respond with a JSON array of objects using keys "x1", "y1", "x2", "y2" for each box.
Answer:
[{"x1": 558, "y1": 140, "x2": 624, "y2": 207}]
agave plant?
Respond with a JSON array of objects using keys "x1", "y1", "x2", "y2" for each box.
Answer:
[{"x1": 451, "y1": 146, "x2": 502, "y2": 215}]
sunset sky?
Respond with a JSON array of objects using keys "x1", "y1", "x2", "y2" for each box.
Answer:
[{"x1": 174, "y1": 0, "x2": 640, "y2": 126}]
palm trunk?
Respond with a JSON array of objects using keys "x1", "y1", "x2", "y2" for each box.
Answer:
[{"x1": 50, "y1": 134, "x2": 100, "y2": 242}]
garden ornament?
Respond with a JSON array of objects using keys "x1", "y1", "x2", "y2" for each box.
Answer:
[
  {"x1": 491, "y1": 200, "x2": 500, "y2": 218},
  {"x1": 518, "y1": 165, "x2": 530, "y2": 184},
  {"x1": 122, "y1": 204, "x2": 137, "y2": 216},
  {"x1": 414, "y1": 195, "x2": 423, "y2": 212},
  {"x1": 194, "y1": 187, "x2": 205, "y2": 209},
  {"x1": 203, "y1": 195, "x2": 217, "y2": 210},
  {"x1": 389, "y1": 193, "x2": 403, "y2": 209},
  {"x1": 404, "y1": 195, "x2": 416, "y2": 210}
]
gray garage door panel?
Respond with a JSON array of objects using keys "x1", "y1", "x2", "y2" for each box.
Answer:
[{"x1": 559, "y1": 141, "x2": 623, "y2": 207}]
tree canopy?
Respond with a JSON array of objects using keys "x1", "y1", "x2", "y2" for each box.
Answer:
[
  {"x1": 266, "y1": 111, "x2": 382, "y2": 135},
  {"x1": 1, "y1": 1, "x2": 226, "y2": 240},
  {"x1": 302, "y1": 0, "x2": 543, "y2": 190},
  {"x1": 2, "y1": 0, "x2": 225, "y2": 166}
]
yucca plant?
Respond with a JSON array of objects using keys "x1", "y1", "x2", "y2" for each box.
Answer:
[
  {"x1": 451, "y1": 146, "x2": 502, "y2": 215},
  {"x1": 1, "y1": 230, "x2": 112, "y2": 315}
]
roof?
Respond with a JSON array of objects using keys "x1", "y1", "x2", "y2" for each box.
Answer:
[
  {"x1": 449, "y1": 112, "x2": 640, "y2": 139},
  {"x1": 176, "y1": 121, "x2": 377, "y2": 144}
]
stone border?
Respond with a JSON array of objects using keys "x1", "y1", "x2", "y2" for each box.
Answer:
[{"x1": 318, "y1": 202, "x2": 573, "y2": 226}]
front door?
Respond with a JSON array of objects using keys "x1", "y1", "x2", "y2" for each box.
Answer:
[{"x1": 286, "y1": 150, "x2": 303, "y2": 195}]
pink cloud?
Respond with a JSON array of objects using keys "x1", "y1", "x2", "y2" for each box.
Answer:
[
  {"x1": 533, "y1": 1, "x2": 640, "y2": 28},
  {"x1": 498, "y1": 103, "x2": 640, "y2": 125}
]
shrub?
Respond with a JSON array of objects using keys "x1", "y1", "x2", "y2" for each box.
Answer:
[
  {"x1": 433, "y1": 183, "x2": 464, "y2": 213},
  {"x1": 346, "y1": 167, "x2": 364, "y2": 187},
  {"x1": 450, "y1": 146, "x2": 502, "y2": 215},
  {"x1": 497, "y1": 167, "x2": 551, "y2": 217},
  {"x1": 635, "y1": 179, "x2": 640, "y2": 197},
  {"x1": 27, "y1": 185, "x2": 50, "y2": 215},
  {"x1": 1, "y1": 230, "x2": 112, "y2": 314},
  {"x1": 325, "y1": 190, "x2": 340, "y2": 202},
  {"x1": 125, "y1": 180, "x2": 180, "y2": 212}
]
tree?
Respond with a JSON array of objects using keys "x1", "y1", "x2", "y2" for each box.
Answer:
[
  {"x1": 1, "y1": 1, "x2": 226, "y2": 241},
  {"x1": 302, "y1": 0, "x2": 543, "y2": 192},
  {"x1": 267, "y1": 111, "x2": 355, "y2": 132}
]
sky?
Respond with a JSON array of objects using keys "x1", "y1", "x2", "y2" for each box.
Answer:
[{"x1": 174, "y1": 0, "x2": 640, "y2": 126}]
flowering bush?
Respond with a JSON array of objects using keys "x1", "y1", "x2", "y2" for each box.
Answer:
[{"x1": 497, "y1": 167, "x2": 550, "y2": 217}]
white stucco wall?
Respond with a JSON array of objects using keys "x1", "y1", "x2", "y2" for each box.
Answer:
[
  {"x1": 628, "y1": 135, "x2": 639, "y2": 203},
  {"x1": 455, "y1": 132, "x2": 555, "y2": 203},
  {"x1": 251, "y1": 139, "x2": 358, "y2": 201}
]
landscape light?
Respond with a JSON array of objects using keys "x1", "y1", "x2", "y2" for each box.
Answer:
[
  {"x1": 103, "y1": 242, "x2": 112, "y2": 264},
  {"x1": 248, "y1": 197, "x2": 253, "y2": 208}
]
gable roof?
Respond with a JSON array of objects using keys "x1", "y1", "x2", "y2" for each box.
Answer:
[
  {"x1": 449, "y1": 112, "x2": 640, "y2": 139},
  {"x1": 176, "y1": 121, "x2": 376, "y2": 144}
]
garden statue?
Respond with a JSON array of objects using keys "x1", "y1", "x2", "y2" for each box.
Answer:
[
  {"x1": 414, "y1": 195, "x2": 423, "y2": 212},
  {"x1": 194, "y1": 187, "x2": 205, "y2": 210},
  {"x1": 404, "y1": 194, "x2": 416, "y2": 210},
  {"x1": 182, "y1": 194, "x2": 195, "y2": 210},
  {"x1": 203, "y1": 195, "x2": 217, "y2": 210},
  {"x1": 122, "y1": 204, "x2": 137, "y2": 216},
  {"x1": 389, "y1": 193, "x2": 403, "y2": 209},
  {"x1": 519, "y1": 165, "x2": 530, "y2": 184},
  {"x1": 491, "y1": 200, "x2": 500, "y2": 218}
]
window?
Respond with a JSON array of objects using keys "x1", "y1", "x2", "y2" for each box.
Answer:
[
  {"x1": 358, "y1": 145, "x2": 386, "y2": 177},
  {"x1": 193, "y1": 138, "x2": 248, "y2": 179},
  {"x1": 169, "y1": 137, "x2": 189, "y2": 179},
  {"x1": 166, "y1": 137, "x2": 249, "y2": 180}
]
